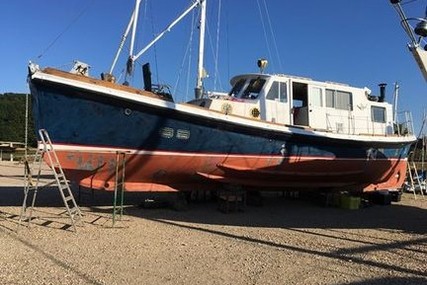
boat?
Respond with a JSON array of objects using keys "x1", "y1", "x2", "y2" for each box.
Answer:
[{"x1": 28, "y1": 0, "x2": 417, "y2": 194}]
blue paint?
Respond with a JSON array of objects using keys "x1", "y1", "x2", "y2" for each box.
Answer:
[{"x1": 30, "y1": 80, "x2": 411, "y2": 160}]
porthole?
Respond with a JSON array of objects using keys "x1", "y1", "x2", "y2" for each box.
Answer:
[
  {"x1": 159, "y1": 127, "x2": 174, "y2": 139},
  {"x1": 250, "y1": 108, "x2": 260, "y2": 118},
  {"x1": 124, "y1": 108, "x2": 132, "y2": 116},
  {"x1": 176, "y1": 129, "x2": 190, "y2": 140}
]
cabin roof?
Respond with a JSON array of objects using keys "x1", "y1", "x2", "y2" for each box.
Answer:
[{"x1": 229, "y1": 73, "x2": 365, "y2": 91}]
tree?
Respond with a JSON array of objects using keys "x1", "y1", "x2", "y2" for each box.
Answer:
[{"x1": 0, "y1": 93, "x2": 37, "y2": 146}]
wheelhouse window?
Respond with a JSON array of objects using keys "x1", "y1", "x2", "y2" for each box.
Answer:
[
  {"x1": 371, "y1": 106, "x2": 386, "y2": 123},
  {"x1": 266, "y1": 81, "x2": 287, "y2": 102},
  {"x1": 229, "y1": 78, "x2": 246, "y2": 97},
  {"x1": 241, "y1": 78, "x2": 266, "y2": 99},
  {"x1": 325, "y1": 89, "x2": 353, "y2": 110}
]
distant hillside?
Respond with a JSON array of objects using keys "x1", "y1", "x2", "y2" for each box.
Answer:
[{"x1": 0, "y1": 93, "x2": 37, "y2": 146}]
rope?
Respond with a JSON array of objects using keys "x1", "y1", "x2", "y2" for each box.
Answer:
[{"x1": 36, "y1": 0, "x2": 95, "y2": 60}]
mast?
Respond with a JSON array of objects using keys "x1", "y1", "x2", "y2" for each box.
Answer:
[
  {"x1": 195, "y1": 0, "x2": 207, "y2": 99},
  {"x1": 129, "y1": 0, "x2": 141, "y2": 61},
  {"x1": 132, "y1": 1, "x2": 203, "y2": 63},
  {"x1": 110, "y1": 10, "x2": 136, "y2": 75},
  {"x1": 390, "y1": 0, "x2": 427, "y2": 81},
  {"x1": 108, "y1": 0, "x2": 206, "y2": 91}
]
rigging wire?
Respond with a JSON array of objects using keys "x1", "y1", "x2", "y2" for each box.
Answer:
[
  {"x1": 261, "y1": 0, "x2": 283, "y2": 72},
  {"x1": 213, "y1": 0, "x2": 222, "y2": 91},
  {"x1": 225, "y1": 3, "x2": 230, "y2": 84},
  {"x1": 394, "y1": 0, "x2": 427, "y2": 46},
  {"x1": 256, "y1": 0, "x2": 275, "y2": 72},
  {"x1": 205, "y1": 2, "x2": 224, "y2": 92},
  {"x1": 185, "y1": 9, "x2": 198, "y2": 102},
  {"x1": 401, "y1": 0, "x2": 421, "y2": 5},
  {"x1": 173, "y1": 9, "x2": 197, "y2": 102},
  {"x1": 36, "y1": 0, "x2": 95, "y2": 60},
  {"x1": 148, "y1": 0, "x2": 160, "y2": 85}
]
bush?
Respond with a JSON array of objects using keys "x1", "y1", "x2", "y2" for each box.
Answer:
[{"x1": 0, "y1": 93, "x2": 37, "y2": 146}]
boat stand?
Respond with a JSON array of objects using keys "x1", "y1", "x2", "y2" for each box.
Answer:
[
  {"x1": 217, "y1": 187, "x2": 246, "y2": 213},
  {"x1": 112, "y1": 151, "x2": 126, "y2": 227}
]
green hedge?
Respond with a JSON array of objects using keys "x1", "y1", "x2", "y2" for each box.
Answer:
[{"x1": 0, "y1": 93, "x2": 37, "y2": 146}]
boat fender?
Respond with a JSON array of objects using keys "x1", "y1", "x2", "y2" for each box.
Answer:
[{"x1": 221, "y1": 103, "x2": 233, "y2": 115}]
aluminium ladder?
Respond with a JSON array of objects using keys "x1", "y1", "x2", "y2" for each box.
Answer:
[
  {"x1": 19, "y1": 129, "x2": 82, "y2": 232},
  {"x1": 406, "y1": 160, "x2": 426, "y2": 200}
]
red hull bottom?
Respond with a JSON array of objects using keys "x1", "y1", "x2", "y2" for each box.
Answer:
[{"x1": 47, "y1": 148, "x2": 408, "y2": 194}]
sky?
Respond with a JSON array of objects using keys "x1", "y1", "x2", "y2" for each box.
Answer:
[{"x1": 0, "y1": 0, "x2": 426, "y2": 133}]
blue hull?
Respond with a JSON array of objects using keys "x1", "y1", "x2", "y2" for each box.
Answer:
[{"x1": 29, "y1": 69, "x2": 413, "y2": 192}]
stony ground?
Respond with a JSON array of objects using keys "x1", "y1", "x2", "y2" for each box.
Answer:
[{"x1": 1, "y1": 161, "x2": 427, "y2": 285}]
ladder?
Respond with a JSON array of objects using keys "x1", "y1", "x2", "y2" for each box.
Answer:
[
  {"x1": 406, "y1": 160, "x2": 425, "y2": 200},
  {"x1": 19, "y1": 129, "x2": 82, "y2": 232}
]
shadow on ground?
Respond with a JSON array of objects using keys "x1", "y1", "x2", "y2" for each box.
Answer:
[
  {"x1": 2, "y1": 182, "x2": 427, "y2": 282},
  {"x1": 1, "y1": 183, "x2": 427, "y2": 235},
  {"x1": 338, "y1": 277, "x2": 427, "y2": 285}
]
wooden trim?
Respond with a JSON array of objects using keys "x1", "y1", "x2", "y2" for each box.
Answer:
[{"x1": 43, "y1": 68, "x2": 164, "y2": 100}]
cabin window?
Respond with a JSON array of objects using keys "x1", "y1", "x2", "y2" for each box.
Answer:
[
  {"x1": 325, "y1": 89, "x2": 353, "y2": 110},
  {"x1": 310, "y1": 87, "x2": 322, "y2": 107},
  {"x1": 241, "y1": 78, "x2": 266, "y2": 99},
  {"x1": 229, "y1": 78, "x2": 246, "y2": 97},
  {"x1": 266, "y1": 81, "x2": 287, "y2": 102},
  {"x1": 336, "y1": 91, "x2": 352, "y2": 110},
  {"x1": 326, "y1": 89, "x2": 334, "y2": 108},
  {"x1": 371, "y1": 106, "x2": 386, "y2": 123}
]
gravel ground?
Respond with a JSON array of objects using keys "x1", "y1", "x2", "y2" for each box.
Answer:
[{"x1": 1, "y1": 161, "x2": 427, "y2": 285}]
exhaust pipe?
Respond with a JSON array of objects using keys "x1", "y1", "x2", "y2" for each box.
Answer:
[{"x1": 378, "y1": 83, "x2": 387, "y2": 102}]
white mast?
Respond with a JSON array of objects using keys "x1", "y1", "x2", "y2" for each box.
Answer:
[
  {"x1": 195, "y1": 0, "x2": 207, "y2": 99},
  {"x1": 129, "y1": 0, "x2": 141, "y2": 60},
  {"x1": 132, "y1": 1, "x2": 203, "y2": 62},
  {"x1": 108, "y1": 0, "x2": 206, "y2": 92},
  {"x1": 392, "y1": 82, "x2": 399, "y2": 123},
  {"x1": 109, "y1": 10, "x2": 136, "y2": 75}
]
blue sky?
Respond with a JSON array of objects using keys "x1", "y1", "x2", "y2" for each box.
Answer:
[{"x1": 1, "y1": 0, "x2": 426, "y2": 133}]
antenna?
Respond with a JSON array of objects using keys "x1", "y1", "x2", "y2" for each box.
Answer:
[{"x1": 257, "y1": 58, "x2": 268, "y2": 74}]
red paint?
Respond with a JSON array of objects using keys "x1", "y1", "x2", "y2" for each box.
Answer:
[{"x1": 47, "y1": 149, "x2": 408, "y2": 193}]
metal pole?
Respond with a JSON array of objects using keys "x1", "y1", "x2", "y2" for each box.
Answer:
[
  {"x1": 392, "y1": 83, "x2": 399, "y2": 124},
  {"x1": 24, "y1": 93, "x2": 29, "y2": 194},
  {"x1": 133, "y1": 0, "x2": 202, "y2": 61},
  {"x1": 195, "y1": 0, "x2": 207, "y2": 99},
  {"x1": 129, "y1": 0, "x2": 142, "y2": 60},
  {"x1": 391, "y1": 1, "x2": 418, "y2": 44},
  {"x1": 112, "y1": 152, "x2": 120, "y2": 226},
  {"x1": 110, "y1": 11, "x2": 136, "y2": 75}
]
